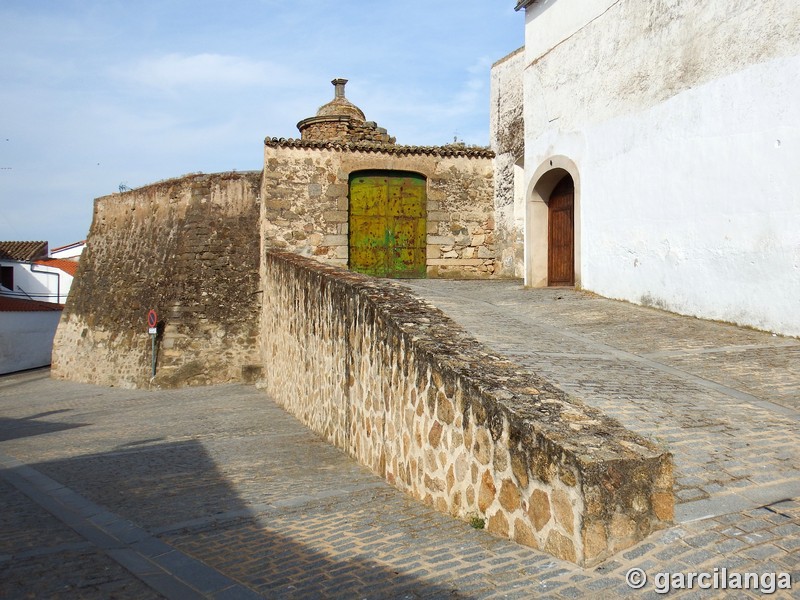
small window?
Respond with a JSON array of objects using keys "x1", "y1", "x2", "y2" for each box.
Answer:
[{"x1": 1, "y1": 266, "x2": 13, "y2": 290}]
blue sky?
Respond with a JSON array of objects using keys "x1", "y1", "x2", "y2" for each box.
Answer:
[{"x1": 0, "y1": 1, "x2": 523, "y2": 248}]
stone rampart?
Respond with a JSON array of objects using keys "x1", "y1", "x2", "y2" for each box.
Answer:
[
  {"x1": 52, "y1": 172, "x2": 262, "y2": 388},
  {"x1": 260, "y1": 251, "x2": 674, "y2": 566}
]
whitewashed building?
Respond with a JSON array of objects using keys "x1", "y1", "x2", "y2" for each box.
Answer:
[
  {"x1": 0, "y1": 296, "x2": 63, "y2": 374},
  {"x1": 0, "y1": 240, "x2": 83, "y2": 373},
  {"x1": 0, "y1": 241, "x2": 81, "y2": 304},
  {"x1": 492, "y1": 0, "x2": 800, "y2": 336}
]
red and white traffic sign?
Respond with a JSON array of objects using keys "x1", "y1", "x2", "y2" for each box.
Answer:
[{"x1": 147, "y1": 309, "x2": 158, "y2": 329}]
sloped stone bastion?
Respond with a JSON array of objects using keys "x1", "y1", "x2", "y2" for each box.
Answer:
[{"x1": 260, "y1": 251, "x2": 674, "y2": 566}]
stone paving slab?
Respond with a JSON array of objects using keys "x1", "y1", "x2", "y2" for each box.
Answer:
[
  {"x1": 1, "y1": 350, "x2": 798, "y2": 599},
  {"x1": 401, "y1": 280, "x2": 800, "y2": 526}
]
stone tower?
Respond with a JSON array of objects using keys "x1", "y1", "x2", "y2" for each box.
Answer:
[{"x1": 297, "y1": 79, "x2": 396, "y2": 144}]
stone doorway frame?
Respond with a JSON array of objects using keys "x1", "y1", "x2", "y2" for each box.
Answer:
[{"x1": 525, "y1": 156, "x2": 581, "y2": 288}]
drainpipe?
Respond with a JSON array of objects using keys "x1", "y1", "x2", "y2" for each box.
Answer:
[{"x1": 29, "y1": 262, "x2": 61, "y2": 303}]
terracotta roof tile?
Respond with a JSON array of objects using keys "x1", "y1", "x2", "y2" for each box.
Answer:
[
  {"x1": 264, "y1": 137, "x2": 495, "y2": 159},
  {"x1": 0, "y1": 296, "x2": 64, "y2": 312},
  {"x1": 0, "y1": 241, "x2": 49, "y2": 261},
  {"x1": 51, "y1": 240, "x2": 86, "y2": 253},
  {"x1": 35, "y1": 258, "x2": 80, "y2": 276}
]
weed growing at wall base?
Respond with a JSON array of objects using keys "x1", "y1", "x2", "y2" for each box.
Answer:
[{"x1": 469, "y1": 515, "x2": 485, "y2": 530}]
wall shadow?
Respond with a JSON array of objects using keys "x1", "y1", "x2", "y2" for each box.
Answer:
[
  {"x1": 4, "y1": 438, "x2": 471, "y2": 599},
  {"x1": 0, "y1": 412, "x2": 88, "y2": 442}
]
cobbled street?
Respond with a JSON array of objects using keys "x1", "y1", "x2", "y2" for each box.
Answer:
[{"x1": 1, "y1": 282, "x2": 798, "y2": 598}]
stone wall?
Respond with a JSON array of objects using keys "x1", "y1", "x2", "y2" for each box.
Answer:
[
  {"x1": 259, "y1": 251, "x2": 674, "y2": 566},
  {"x1": 52, "y1": 172, "x2": 262, "y2": 388},
  {"x1": 262, "y1": 139, "x2": 499, "y2": 278},
  {"x1": 490, "y1": 47, "x2": 525, "y2": 278},
  {"x1": 298, "y1": 117, "x2": 395, "y2": 145}
]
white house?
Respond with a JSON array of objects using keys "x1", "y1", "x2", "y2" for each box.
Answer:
[
  {"x1": 0, "y1": 241, "x2": 81, "y2": 304},
  {"x1": 50, "y1": 240, "x2": 86, "y2": 262},
  {"x1": 0, "y1": 296, "x2": 63, "y2": 374},
  {"x1": 493, "y1": 0, "x2": 800, "y2": 336},
  {"x1": 0, "y1": 240, "x2": 83, "y2": 374}
]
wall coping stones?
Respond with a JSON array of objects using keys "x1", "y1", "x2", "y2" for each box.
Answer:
[
  {"x1": 108, "y1": 170, "x2": 262, "y2": 197},
  {"x1": 264, "y1": 137, "x2": 495, "y2": 159}
]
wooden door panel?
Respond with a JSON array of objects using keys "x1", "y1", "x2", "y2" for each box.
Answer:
[
  {"x1": 350, "y1": 247, "x2": 386, "y2": 277},
  {"x1": 350, "y1": 176, "x2": 388, "y2": 215},
  {"x1": 390, "y1": 248, "x2": 426, "y2": 279},
  {"x1": 548, "y1": 176, "x2": 575, "y2": 286},
  {"x1": 350, "y1": 172, "x2": 427, "y2": 278}
]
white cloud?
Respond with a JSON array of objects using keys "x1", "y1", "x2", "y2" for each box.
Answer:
[{"x1": 122, "y1": 53, "x2": 289, "y2": 90}]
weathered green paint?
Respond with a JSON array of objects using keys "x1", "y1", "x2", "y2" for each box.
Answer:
[{"x1": 349, "y1": 171, "x2": 427, "y2": 278}]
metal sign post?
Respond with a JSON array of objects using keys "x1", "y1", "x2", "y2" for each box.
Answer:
[{"x1": 147, "y1": 309, "x2": 158, "y2": 379}]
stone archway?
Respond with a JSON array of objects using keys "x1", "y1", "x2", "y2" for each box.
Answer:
[{"x1": 525, "y1": 157, "x2": 581, "y2": 288}]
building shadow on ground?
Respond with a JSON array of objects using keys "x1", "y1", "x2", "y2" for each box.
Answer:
[
  {"x1": 0, "y1": 411, "x2": 88, "y2": 442},
  {"x1": 3, "y1": 433, "x2": 468, "y2": 599}
]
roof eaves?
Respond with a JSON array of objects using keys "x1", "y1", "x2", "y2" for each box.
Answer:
[
  {"x1": 51, "y1": 240, "x2": 86, "y2": 252},
  {"x1": 264, "y1": 137, "x2": 495, "y2": 159},
  {"x1": 0, "y1": 296, "x2": 64, "y2": 312},
  {"x1": 0, "y1": 241, "x2": 49, "y2": 262},
  {"x1": 515, "y1": 0, "x2": 537, "y2": 11}
]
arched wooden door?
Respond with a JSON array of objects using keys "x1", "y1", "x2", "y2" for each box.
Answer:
[
  {"x1": 349, "y1": 171, "x2": 427, "y2": 278},
  {"x1": 548, "y1": 175, "x2": 574, "y2": 286}
]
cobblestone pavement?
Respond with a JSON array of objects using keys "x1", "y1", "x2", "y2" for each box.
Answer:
[
  {"x1": 0, "y1": 282, "x2": 798, "y2": 600},
  {"x1": 401, "y1": 280, "x2": 800, "y2": 525}
]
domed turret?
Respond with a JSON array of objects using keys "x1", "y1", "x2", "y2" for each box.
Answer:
[
  {"x1": 297, "y1": 79, "x2": 395, "y2": 144},
  {"x1": 315, "y1": 78, "x2": 366, "y2": 121}
]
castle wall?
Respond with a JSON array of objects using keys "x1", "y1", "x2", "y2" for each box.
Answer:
[
  {"x1": 52, "y1": 172, "x2": 262, "y2": 388},
  {"x1": 262, "y1": 140, "x2": 500, "y2": 278},
  {"x1": 260, "y1": 251, "x2": 674, "y2": 566}
]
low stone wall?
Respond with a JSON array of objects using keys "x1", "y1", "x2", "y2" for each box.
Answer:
[{"x1": 260, "y1": 251, "x2": 674, "y2": 566}]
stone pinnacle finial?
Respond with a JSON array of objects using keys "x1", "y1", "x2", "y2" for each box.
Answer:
[{"x1": 332, "y1": 78, "x2": 348, "y2": 99}]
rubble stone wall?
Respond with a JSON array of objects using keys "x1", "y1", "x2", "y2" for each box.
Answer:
[
  {"x1": 260, "y1": 251, "x2": 674, "y2": 566},
  {"x1": 262, "y1": 140, "x2": 500, "y2": 278},
  {"x1": 52, "y1": 172, "x2": 262, "y2": 388}
]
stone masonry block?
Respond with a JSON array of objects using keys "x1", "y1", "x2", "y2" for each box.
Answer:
[
  {"x1": 323, "y1": 210, "x2": 348, "y2": 223},
  {"x1": 427, "y1": 211, "x2": 450, "y2": 222},
  {"x1": 427, "y1": 235, "x2": 455, "y2": 245},
  {"x1": 322, "y1": 234, "x2": 348, "y2": 246}
]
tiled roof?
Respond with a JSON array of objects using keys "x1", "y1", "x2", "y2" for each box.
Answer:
[
  {"x1": 51, "y1": 240, "x2": 86, "y2": 253},
  {"x1": 0, "y1": 241, "x2": 48, "y2": 261},
  {"x1": 35, "y1": 258, "x2": 80, "y2": 276},
  {"x1": 264, "y1": 137, "x2": 495, "y2": 159},
  {"x1": 0, "y1": 296, "x2": 64, "y2": 312}
]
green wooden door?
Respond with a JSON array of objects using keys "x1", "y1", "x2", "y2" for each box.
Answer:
[{"x1": 349, "y1": 172, "x2": 427, "y2": 278}]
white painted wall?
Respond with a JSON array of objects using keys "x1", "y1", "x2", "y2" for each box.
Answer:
[
  {"x1": 0, "y1": 260, "x2": 73, "y2": 304},
  {"x1": 581, "y1": 55, "x2": 800, "y2": 335},
  {"x1": 516, "y1": 0, "x2": 800, "y2": 336},
  {"x1": 0, "y1": 311, "x2": 62, "y2": 374},
  {"x1": 490, "y1": 47, "x2": 526, "y2": 277},
  {"x1": 523, "y1": 0, "x2": 617, "y2": 64},
  {"x1": 50, "y1": 242, "x2": 85, "y2": 260}
]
